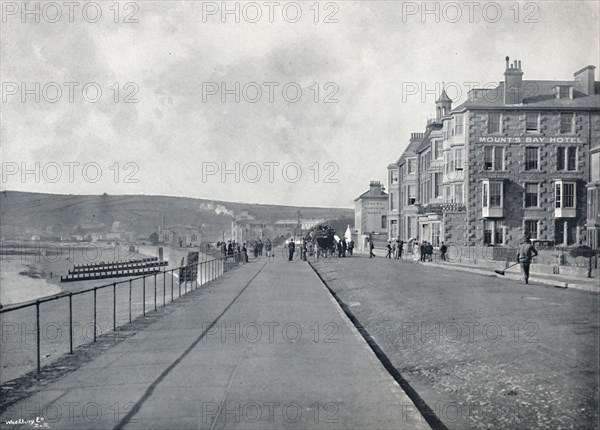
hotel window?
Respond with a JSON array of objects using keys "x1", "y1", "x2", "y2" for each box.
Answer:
[
  {"x1": 482, "y1": 181, "x2": 503, "y2": 208},
  {"x1": 525, "y1": 113, "x2": 539, "y2": 132},
  {"x1": 483, "y1": 220, "x2": 493, "y2": 245},
  {"x1": 557, "y1": 147, "x2": 577, "y2": 171},
  {"x1": 434, "y1": 173, "x2": 442, "y2": 198},
  {"x1": 488, "y1": 112, "x2": 501, "y2": 133},
  {"x1": 408, "y1": 185, "x2": 416, "y2": 205},
  {"x1": 525, "y1": 147, "x2": 539, "y2": 170},
  {"x1": 407, "y1": 159, "x2": 416, "y2": 174},
  {"x1": 560, "y1": 113, "x2": 574, "y2": 134},
  {"x1": 525, "y1": 183, "x2": 539, "y2": 207},
  {"x1": 495, "y1": 222, "x2": 504, "y2": 245},
  {"x1": 390, "y1": 193, "x2": 396, "y2": 211},
  {"x1": 555, "y1": 181, "x2": 576, "y2": 208},
  {"x1": 484, "y1": 146, "x2": 504, "y2": 170},
  {"x1": 381, "y1": 215, "x2": 387, "y2": 229},
  {"x1": 455, "y1": 184, "x2": 464, "y2": 204},
  {"x1": 454, "y1": 114, "x2": 464, "y2": 135},
  {"x1": 454, "y1": 148, "x2": 464, "y2": 170},
  {"x1": 390, "y1": 171, "x2": 398, "y2": 184},
  {"x1": 524, "y1": 220, "x2": 539, "y2": 240},
  {"x1": 444, "y1": 186, "x2": 451, "y2": 203}
]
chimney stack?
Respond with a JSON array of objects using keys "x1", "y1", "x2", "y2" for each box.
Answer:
[
  {"x1": 504, "y1": 56, "x2": 524, "y2": 105},
  {"x1": 369, "y1": 181, "x2": 382, "y2": 196},
  {"x1": 574, "y1": 65, "x2": 595, "y2": 96}
]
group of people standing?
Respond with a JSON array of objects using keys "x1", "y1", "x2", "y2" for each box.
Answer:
[
  {"x1": 369, "y1": 237, "x2": 449, "y2": 262},
  {"x1": 218, "y1": 238, "x2": 274, "y2": 263},
  {"x1": 335, "y1": 237, "x2": 354, "y2": 258}
]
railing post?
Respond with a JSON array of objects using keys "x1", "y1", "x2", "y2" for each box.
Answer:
[
  {"x1": 93, "y1": 288, "x2": 97, "y2": 342},
  {"x1": 178, "y1": 268, "x2": 181, "y2": 297},
  {"x1": 200, "y1": 261, "x2": 203, "y2": 286},
  {"x1": 183, "y1": 266, "x2": 187, "y2": 294},
  {"x1": 128, "y1": 279, "x2": 132, "y2": 323},
  {"x1": 195, "y1": 263, "x2": 199, "y2": 289},
  {"x1": 36, "y1": 300, "x2": 41, "y2": 373},
  {"x1": 171, "y1": 269, "x2": 174, "y2": 301},
  {"x1": 163, "y1": 271, "x2": 166, "y2": 306},
  {"x1": 154, "y1": 273, "x2": 157, "y2": 311},
  {"x1": 113, "y1": 283, "x2": 117, "y2": 333},
  {"x1": 143, "y1": 277, "x2": 146, "y2": 316},
  {"x1": 69, "y1": 293, "x2": 73, "y2": 354}
]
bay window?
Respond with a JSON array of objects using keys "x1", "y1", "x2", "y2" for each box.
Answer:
[
  {"x1": 482, "y1": 179, "x2": 504, "y2": 217},
  {"x1": 555, "y1": 180, "x2": 576, "y2": 217}
]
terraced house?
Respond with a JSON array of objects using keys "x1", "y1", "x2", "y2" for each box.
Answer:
[{"x1": 388, "y1": 57, "x2": 600, "y2": 249}]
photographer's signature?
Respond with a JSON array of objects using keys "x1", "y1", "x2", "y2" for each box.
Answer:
[{"x1": 4, "y1": 417, "x2": 48, "y2": 428}]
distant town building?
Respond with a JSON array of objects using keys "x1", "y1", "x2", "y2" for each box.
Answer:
[
  {"x1": 158, "y1": 215, "x2": 201, "y2": 246},
  {"x1": 354, "y1": 181, "x2": 388, "y2": 250},
  {"x1": 388, "y1": 57, "x2": 600, "y2": 249},
  {"x1": 231, "y1": 211, "x2": 267, "y2": 243}
]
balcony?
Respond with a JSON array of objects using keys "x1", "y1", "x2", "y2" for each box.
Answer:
[
  {"x1": 441, "y1": 203, "x2": 466, "y2": 212},
  {"x1": 555, "y1": 207, "x2": 576, "y2": 218}
]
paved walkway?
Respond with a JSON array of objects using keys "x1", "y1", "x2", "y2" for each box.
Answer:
[{"x1": 1, "y1": 260, "x2": 429, "y2": 429}]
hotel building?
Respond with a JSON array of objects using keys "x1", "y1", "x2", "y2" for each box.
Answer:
[{"x1": 388, "y1": 57, "x2": 600, "y2": 249}]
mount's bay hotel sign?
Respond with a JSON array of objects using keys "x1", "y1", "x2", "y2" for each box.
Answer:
[{"x1": 478, "y1": 136, "x2": 586, "y2": 144}]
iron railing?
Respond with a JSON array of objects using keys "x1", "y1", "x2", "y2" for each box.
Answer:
[{"x1": 0, "y1": 255, "x2": 237, "y2": 379}]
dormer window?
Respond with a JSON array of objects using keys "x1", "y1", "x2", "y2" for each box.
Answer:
[{"x1": 554, "y1": 85, "x2": 573, "y2": 99}]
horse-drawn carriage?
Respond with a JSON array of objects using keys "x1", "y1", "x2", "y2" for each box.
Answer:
[{"x1": 305, "y1": 224, "x2": 336, "y2": 257}]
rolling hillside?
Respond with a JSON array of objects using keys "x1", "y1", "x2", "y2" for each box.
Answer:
[{"x1": 0, "y1": 191, "x2": 353, "y2": 241}]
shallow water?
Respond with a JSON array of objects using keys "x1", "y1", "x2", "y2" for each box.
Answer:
[{"x1": 0, "y1": 260, "x2": 62, "y2": 305}]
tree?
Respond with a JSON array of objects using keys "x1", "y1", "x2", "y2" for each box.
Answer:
[{"x1": 149, "y1": 232, "x2": 159, "y2": 245}]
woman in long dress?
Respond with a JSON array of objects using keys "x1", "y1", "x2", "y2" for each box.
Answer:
[{"x1": 413, "y1": 241, "x2": 420, "y2": 261}]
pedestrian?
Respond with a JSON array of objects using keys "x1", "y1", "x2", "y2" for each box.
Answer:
[
  {"x1": 516, "y1": 234, "x2": 538, "y2": 284},
  {"x1": 413, "y1": 241, "x2": 420, "y2": 261},
  {"x1": 302, "y1": 239, "x2": 308, "y2": 261},
  {"x1": 288, "y1": 239, "x2": 295, "y2": 261},
  {"x1": 242, "y1": 243, "x2": 248, "y2": 262},
  {"x1": 265, "y1": 239, "x2": 272, "y2": 258},
  {"x1": 420, "y1": 241, "x2": 426, "y2": 262},
  {"x1": 386, "y1": 241, "x2": 392, "y2": 258},
  {"x1": 369, "y1": 237, "x2": 375, "y2": 258},
  {"x1": 342, "y1": 238, "x2": 347, "y2": 257},
  {"x1": 348, "y1": 240, "x2": 354, "y2": 256},
  {"x1": 440, "y1": 242, "x2": 448, "y2": 262},
  {"x1": 337, "y1": 240, "x2": 343, "y2": 258},
  {"x1": 391, "y1": 241, "x2": 397, "y2": 259},
  {"x1": 397, "y1": 239, "x2": 404, "y2": 260}
]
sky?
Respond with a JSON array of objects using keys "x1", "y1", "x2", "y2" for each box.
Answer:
[{"x1": 1, "y1": 1, "x2": 599, "y2": 208}]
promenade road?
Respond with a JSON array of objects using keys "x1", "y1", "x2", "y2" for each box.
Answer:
[
  {"x1": 1, "y1": 258, "x2": 429, "y2": 429},
  {"x1": 311, "y1": 255, "x2": 599, "y2": 429}
]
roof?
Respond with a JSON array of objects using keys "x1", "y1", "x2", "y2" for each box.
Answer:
[
  {"x1": 353, "y1": 188, "x2": 388, "y2": 202},
  {"x1": 436, "y1": 89, "x2": 452, "y2": 103},
  {"x1": 451, "y1": 80, "x2": 600, "y2": 112}
]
